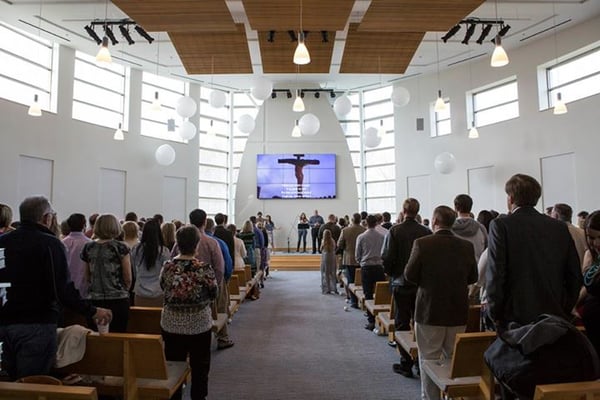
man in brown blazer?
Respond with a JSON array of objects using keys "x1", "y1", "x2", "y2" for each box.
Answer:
[
  {"x1": 405, "y1": 205, "x2": 478, "y2": 400},
  {"x1": 337, "y1": 213, "x2": 366, "y2": 308}
]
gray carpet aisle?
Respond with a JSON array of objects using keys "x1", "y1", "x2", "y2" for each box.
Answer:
[{"x1": 204, "y1": 270, "x2": 421, "y2": 400}]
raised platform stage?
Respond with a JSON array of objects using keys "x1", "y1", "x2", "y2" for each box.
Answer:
[{"x1": 269, "y1": 253, "x2": 320, "y2": 271}]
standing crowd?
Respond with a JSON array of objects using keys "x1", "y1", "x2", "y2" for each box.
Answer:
[
  {"x1": 0, "y1": 198, "x2": 276, "y2": 400},
  {"x1": 0, "y1": 172, "x2": 598, "y2": 399}
]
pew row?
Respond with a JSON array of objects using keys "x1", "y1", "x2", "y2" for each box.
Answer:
[
  {"x1": 421, "y1": 331, "x2": 497, "y2": 399},
  {"x1": 56, "y1": 333, "x2": 189, "y2": 400},
  {"x1": 533, "y1": 381, "x2": 600, "y2": 400},
  {"x1": 0, "y1": 382, "x2": 98, "y2": 400}
]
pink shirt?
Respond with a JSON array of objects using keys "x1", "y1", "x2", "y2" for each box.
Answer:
[{"x1": 62, "y1": 232, "x2": 91, "y2": 298}]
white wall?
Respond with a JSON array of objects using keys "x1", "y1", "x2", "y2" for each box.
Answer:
[
  {"x1": 0, "y1": 45, "x2": 199, "y2": 221},
  {"x1": 235, "y1": 90, "x2": 358, "y2": 250},
  {"x1": 393, "y1": 15, "x2": 600, "y2": 219}
]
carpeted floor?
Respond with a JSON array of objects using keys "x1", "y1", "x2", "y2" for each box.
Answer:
[{"x1": 197, "y1": 270, "x2": 421, "y2": 400}]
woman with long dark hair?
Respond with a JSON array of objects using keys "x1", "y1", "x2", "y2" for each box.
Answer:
[{"x1": 132, "y1": 218, "x2": 171, "y2": 307}]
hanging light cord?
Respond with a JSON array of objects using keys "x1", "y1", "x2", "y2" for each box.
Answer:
[
  {"x1": 156, "y1": 33, "x2": 160, "y2": 75},
  {"x1": 299, "y1": 0, "x2": 303, "y2": 35},
  {"x1": 436, "y1": 33, "x2": 441, "y2": 89}
]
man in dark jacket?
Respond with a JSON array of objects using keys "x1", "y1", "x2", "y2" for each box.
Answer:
[
  {"x1": 486, "y1": 174, "x2": 582, "y2": 328},
  {"x1": 0, "y1": 196, "x2": 112, "y2": 379},
  {"x1": 382, "y1": 198, "x2": 430, "y2": 377}
]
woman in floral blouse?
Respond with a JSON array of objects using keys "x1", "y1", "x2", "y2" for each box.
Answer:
[{"x1": 160, "y1": 225, "x2": 217, "y2": 400}]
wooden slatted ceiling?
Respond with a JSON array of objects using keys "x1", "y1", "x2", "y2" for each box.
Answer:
[
  {"x1": 112, "y1": 0, "x2": 237, "y2": 32},
  {"x1": 170, "y1": 24, "x2": 253, "y2": 74},
  {"x1": 340, "y1": 24, "x2": 424, "y2": 74},
  {"x1": 358, "y1": 0, "x2": 486, "y2": 32},
  {"x1": 242, "y1": 0, "x2": 355, "y2": 32},
  {"x1": 258, "y1": 31, "x2": 335, "y2": 73}
]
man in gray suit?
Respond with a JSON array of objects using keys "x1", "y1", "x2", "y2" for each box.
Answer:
[
  {"x1": 405, "y1": 206, "x2": 477, "y2": 400},
  {"x1": 486, "y1": 174, "x2": 582, "y2": 329}
]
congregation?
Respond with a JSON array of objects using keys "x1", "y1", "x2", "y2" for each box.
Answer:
[{"x1": 0, "y1": 171, "x2": 599, "y2": 400}]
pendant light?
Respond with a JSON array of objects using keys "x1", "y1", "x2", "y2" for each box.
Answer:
[
  {"x1": 28, "y1": 94, "x2": 42, "y2": 117},
  {"x1": 293, "y1": 0, "x2": 310, "y2": 65},
  {"x1": 208, "y1": 119, "x2": 217, "y2": 135},
  {"x1": 113, "y1": 123, "x2": 124, "y2": 140},
  {"x1": 434, "y1": 36, "x2": 447, "y2": 112},
  {"x1": 291, "y1": 120, "x2": 302, "y2": 137},
  {"x1": 468, "y1": 122, "x2": 479, "y2": 139},
  {"x1": 293, "y1": 90, "x2": 305, "y2": 112},
  {"x1": 96, "y1": 1, "x2": 112, "y2": 64},
  {"x1": 490, "y1": 0, "x2": 509, "y2": 67},
  {"x1": 553, "y1": 93, "x2": 567, "y2": 115},
  {"x1": 551, "y1": 1, "x2": 567, "y2": 115}
]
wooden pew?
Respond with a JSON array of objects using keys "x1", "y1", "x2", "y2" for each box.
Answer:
[
  {"x1": 365, "y1": 281, "x2": 391, "y2": 323},
  {"x1": 395, "y1": 304, "x2": 483, "y2": 363},
  {"x1": 0, "y1": 382, "x2": 98, "y2": 400},
  {"x1": 421, "y1": 331, "x2": 497, "y2": 399},
  {"x1": 56, "y1": 333, "x2": 189, "y2": 400},
  {"x1": 534, "y1": 381, "x2": 600, "y2": 400},
  {"x1": 127, "y1": 306, "x2": 162, "y2": 335},
  {"x1": 376, "y1": 292, "x2": 396, "y2": 340},
  {"x1": 232, "y1": 269, "x2": 248, "y2": 300},
  {"x1": 228, "y1": 274, "x2": 242, "y2": 315},
  {"x1": 348, "y1": 269, "x2": 365, "y2": 309}
]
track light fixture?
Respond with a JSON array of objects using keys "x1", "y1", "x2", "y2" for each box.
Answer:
[
  {"x1": 321, "y1": 31, "x2": 329, "y2": 43},
  {"x1": 314, "y1": 92, "x2": 320, "y2": 99},
  {"x1": 104, "y1": 26, "x2": 118, "y2": 45},
  {"x1": 119, "y1": 25, "x2": 134, "y2": 45},
  {"x1": 85, "y1": 25, "x2": 102, "y2": 44},
  {"x1": 442, "y1": 18, "x2": 509, "y2": 46},
  {"x1": 134, "y1": 25, "x2": 155, "y2": 44},
  {"x1": 286, "y1": 90, "x2": 292, "y2": 99},
  {"x1": 461, "y1": 23, "x2": 477, "y2": 44},
  {"x1": 271, "y1": 91, "x2": 277, "y2": 99},
  {"x1": 330, "y1": 91, "x2": 336, "y2": 99},
  {"x1": 86, "y1": 19, "x2": 155, "y2": 45},
  {"x1": 476, "y1": 24, "x2": 493, "y2": 45},
  {"x1": 441, "y1": 25, "x2": 461, "y2": 43},
  {"x1": 267, "y1": 30, "x2": 275, "y2": 43}
]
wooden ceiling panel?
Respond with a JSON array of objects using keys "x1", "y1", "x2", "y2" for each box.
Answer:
[
  {"x1": 340, "y1": 24, "x2": 424, "y2": 74},
  {"x1": 170, "y1": 25, "x2": 253, "y2": 74},
  {"x1": 358, "y1": 0, "x2": 486, "y2": 32},
  {"x1": 258, "y1": 31, "x2": 335, "y2": 73},
  {"x1": 242, "y1": 0, "x2": 354, "y2": 31},
  {"x1": 112, "y1": 0, "x2": 237, "y2": 32}
]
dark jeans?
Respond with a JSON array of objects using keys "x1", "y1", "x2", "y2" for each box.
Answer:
[
  {"x1": 0, "y1": 323, "x2": 57, "y2": 380},
  {"x1": 88, "y1": 297, "x2": 130, "y2": 333},
  {"x1": 343, "y1": 265, "x2": 359, "y2": 306},
  {"x1": 162, "y1": 329, "x2": 212, "y2": 400},
  {"x1": 297, "y1": 229, "x2": 307, "y2": 252},
  {"x1": 393, "y1": 285, "x2": 417, "y2": 366},
  {"x1": 311, "y1": 228, "x2": 321, "y2": 253},
  {"x1": 361, "y1": 265, "x2": 386, "y2": 323}
]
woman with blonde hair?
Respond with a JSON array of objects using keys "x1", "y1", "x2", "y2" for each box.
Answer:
[
  {"x1": 161, "y1": 222, "x2": 177, "y2": 251},
  {"x1": 122, "y1": 221, "x2": 139, "y2": 249},
  {"x1": 81, "y1": 214, "x2": 132, "y2": 332},
  {"x1": 0, "y1": 203, "x2": 14, "y2": 235},
  {"x1": 237, "y1": 220, "x2": 255, "y2": 271},
  {"x1": 227, "y1": 223, "x2": 247, "y2": 270},
  {"x1": 320, "y1": 229, "x2": 338, "y2": 294}
]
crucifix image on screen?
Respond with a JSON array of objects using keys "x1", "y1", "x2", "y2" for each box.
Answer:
[{"x1": 256, "y1": 153, "x2": 336, "y2": 199}]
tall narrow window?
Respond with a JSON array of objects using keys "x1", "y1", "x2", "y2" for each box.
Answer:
[
  {"x1": 73, "y1": 51, "x2": 128, "y2": 129},
  {"x1": 141, "y1": 71, "x2": 187, "y2": 142},
  {"x1": 0, "y1": 22, "x2": 56, "y2": 112},
  {"x1": 471, "y1": 78, "x2": 519, "y2": 128}
]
